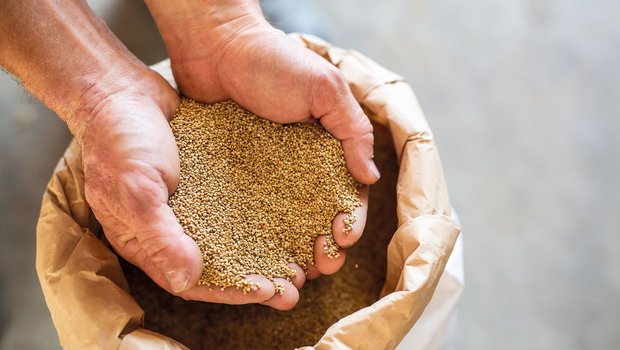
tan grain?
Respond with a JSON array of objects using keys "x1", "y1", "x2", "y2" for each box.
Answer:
[{"x1": 168, "y1": 98, "x2": 360, "y2": 292}]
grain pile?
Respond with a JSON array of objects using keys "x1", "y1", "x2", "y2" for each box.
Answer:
[
  {"x1": 168, "y1": 98, "x2": 361, "y2": 292},
  {"x1": 121, "y1": 122, "x2": 399, "y2": 349}
]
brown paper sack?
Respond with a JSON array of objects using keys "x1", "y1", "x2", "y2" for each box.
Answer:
[{"x1": 36, "y1": 34, "x2": 461, "y2": 350}]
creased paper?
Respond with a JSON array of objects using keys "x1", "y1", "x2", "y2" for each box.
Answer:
[{"x1": 35, "y1": 34, "x2": 460, "y2": 350}]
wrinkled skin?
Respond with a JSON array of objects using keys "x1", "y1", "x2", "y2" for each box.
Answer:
[{"x1": 1, "y1": 0, "x2": 379, "y2": 311}]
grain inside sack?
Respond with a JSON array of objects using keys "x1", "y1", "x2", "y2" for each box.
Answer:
[{"x1": 122, "y1": 121, "x2": 398, "y2": 349}]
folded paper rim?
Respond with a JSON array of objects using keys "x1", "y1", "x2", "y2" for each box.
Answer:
[{"x1": 35, "y1": 33, "x2": 460, "y2": 350}]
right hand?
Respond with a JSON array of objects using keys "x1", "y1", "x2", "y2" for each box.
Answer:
[{"x1": 147, "y1": 0, "x2": 378, "y2": 303}]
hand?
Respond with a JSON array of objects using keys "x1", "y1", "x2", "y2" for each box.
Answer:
[
  {"x1": 0, "y1": 0, "x2": 371, "y2": 312},
  {"x1": 73, "y1": 70, "x2": 285, "y2": 308},
  {"x1": 2, "y1": 0, "x2": 282, "y2": 309},
  {"x1": 146, "y1": 0, "x2": 378, "y2": 309}
]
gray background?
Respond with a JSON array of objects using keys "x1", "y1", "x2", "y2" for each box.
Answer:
[{"x1": 0, "y1": 0, "x2": 618, "y2": 349}]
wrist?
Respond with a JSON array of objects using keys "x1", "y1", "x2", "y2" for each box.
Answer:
[
  {"x1": 145, "y1": 0, "x2": 268, "y2": 63},
  {"x1": 67, "y1": 65, "x2": 179, "y2": 143},
  {"x1": 145, "y1": 0, "x2": 274, "y2": 99},
  {"x1": 0, "y1": 0, "x2": 178, "y2": 141}
]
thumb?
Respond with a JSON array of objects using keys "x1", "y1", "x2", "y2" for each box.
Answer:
[
  {"x1": 310, "y1": 67, "x2": 380, "y2": 185},
  {"x1": 94, "y1": 196, "x2": 204, "y2": 294},
  {"x1": 132, "y1": 204, "x2": 204, "y2": 293}
]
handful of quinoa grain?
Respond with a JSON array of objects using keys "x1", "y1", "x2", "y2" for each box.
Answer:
[{"x1": 169, "y1": 98, "x2": 361, "y2": 294}]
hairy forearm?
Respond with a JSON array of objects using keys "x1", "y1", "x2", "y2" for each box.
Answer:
[{"x1": 0, "y1": 0, "x2": 153, "y2": 134}]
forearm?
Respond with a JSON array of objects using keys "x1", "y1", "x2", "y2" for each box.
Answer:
[{"x1": 0, "y1": 0, "x2": 154, "y2": 135}]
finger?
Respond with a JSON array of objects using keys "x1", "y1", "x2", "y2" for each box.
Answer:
[
  {"x1": 332, "y1": 186, "x2": 369, "y2": 248},
  {"x1": 288, "y1": 263, "x2": 306, "y2": 289},
  {"x1": 305, "y1": 262, "x2": 321, "y2": 280},
  {"x1": 260, "y1": 278, "x2": 299, "y2": 311},
  {"x1": 178, "y1": 274, "x2": 275, "y2": 304},
  {"x1": 310, "y1": 67, "x2": 379, "y2": 185},
  {"x1": 129, "y1": 204, "x2": 204, "y2": 294},
  {"x1": 341, "y1": 131, "x2": 380, "y2": 185},
  {"x1": 313, "y1": 235, "x2": 346, "y2": 275},
  {"x1": 138, "y1": 242, "x2": 276, "y2": 303},
  {"x1": 116, "y1": 225, "x2": 275, "y2": 304},
  {"x1": 141, "y1": 206, "x2": 203, "y2": 293}
]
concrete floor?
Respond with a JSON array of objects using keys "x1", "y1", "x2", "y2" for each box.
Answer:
[{"x1": 0, "y1": 0, "x2": 618, "y2": 349}]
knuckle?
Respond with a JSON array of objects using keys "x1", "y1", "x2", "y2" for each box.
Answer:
[
  {"x1": 121, "y1": 172, "x2": 166, "y2": 210},
  {"x1": 310, "y1": 67, "x2": 348, "y2": 112},
  {"x1": 360, "y1": 129, "x2": 374, "y2": 143},
  {"x1": 140, "y1": 232, "x2": 170, "y2": 257},
  {"x1": 102, "y1": 221, "x2": 133, "y2": 246},
  {"x1": 317, "y1": 66, "x2": 347, "y2": 93},
  {"x1": 341, "y1": 114, "x2": 373, "y2": 142},
  {"x1": 356, "y1": 113, "x2": 374, "y2": 134},
  {"x1": 139, "y1": 232, "x2": 179, "y2": 267}
]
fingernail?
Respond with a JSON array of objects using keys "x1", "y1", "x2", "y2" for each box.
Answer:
[
  {"x1": 166, "y1": 270, "x2": 191, "y2": 293},
  {"x1": 369, "y1": 160, "x2": 381, "y2": 180}
]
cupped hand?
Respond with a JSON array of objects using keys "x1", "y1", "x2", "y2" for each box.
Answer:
[
  {"x1": 159, "y1": 8, "x2": 378, "y2": 308},
  {"x1": 73, "y1": 70, "x2": 286, "y2": 308}
]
